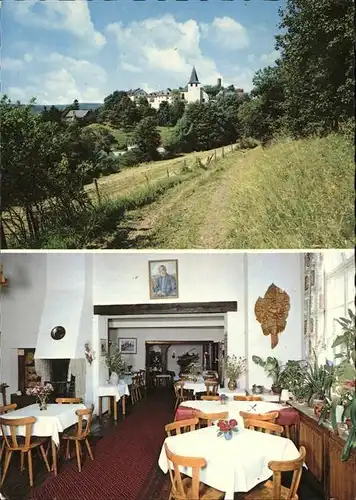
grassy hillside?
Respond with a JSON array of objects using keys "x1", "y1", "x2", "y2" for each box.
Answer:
[
  {"x1": 95, "y1": 134, "x2": 354, "y2": 249},
  {"x1": 86, "y1": 123, "x2": 176, "y2": 149}
]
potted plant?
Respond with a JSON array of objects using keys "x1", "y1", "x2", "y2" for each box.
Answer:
[
  {"x1": 26, "y1": 382, "x2": 54, "y2": 410},
  {"x1": 252, "y1": 356, "x2": 283, "y2": 394},
  {"x1": 340, "y1": 395, "x2": 356, "y2": 461},
  {"x1": 279, "y1": 360, "x2": 309, "y2": 402},
  {"x1": 105, "y1": 347, "x2": 126, "y2": 385},
  {"x1": 187, "y1": 362, "x2": 201, "y2": 382},
  {"x1": 304, "y1": 354, "x2": 335, "y2": 416},
  {"x1": 225, "y1": 355, "x2": 246, "y2": 391}
]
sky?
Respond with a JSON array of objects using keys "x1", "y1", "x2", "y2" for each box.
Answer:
[{"x1": 1, "y1": 0, "x2": 284, "y2": 105}]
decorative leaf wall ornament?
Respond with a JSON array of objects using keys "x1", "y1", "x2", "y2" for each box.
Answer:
[{"x1": 254, "y1": 283, "x2": 291, "y2": 349}]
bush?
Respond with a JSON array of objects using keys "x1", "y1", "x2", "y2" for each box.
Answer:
[
  {"x1": 238, "y1": 137, "x2": 259, "y2": 149},
  {"x1": 119, "y1": 149, "x2": 146, "y2": 168}
]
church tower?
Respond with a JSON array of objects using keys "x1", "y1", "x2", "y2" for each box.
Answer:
[{"x1": 187, "y1": 66, "x2": 201, "y2": 103}]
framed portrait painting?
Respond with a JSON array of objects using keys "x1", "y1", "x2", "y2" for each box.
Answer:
[
  {"x1": 149, "y1": 260, "x2": 179, "y2": 299},
  {"x1": 118, "y1": 338, "x2": 137, "y2": 354}
]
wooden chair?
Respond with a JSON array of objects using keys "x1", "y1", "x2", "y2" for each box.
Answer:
[
  {"x1": 61, "y1": 406, "x2": 94, "y2": 472},
  {"x1": 165, "y1": 417, "x2": 199, "y2": 437},
  {"x1": 234, "y1": 395, "x2": 248, "y2": 401},
  {"x1": 0, "y1": 384, "x2": 9, "y2": 406},
  {"x1": 139, "y1": 370, "x2": 147, "y2": 396},
  {"x1": 237, "y1": 447, "x2": 306, "y2": 500},
  {"x1": 240, "y1": 411, "x2": 279, "y2": 426},
  {"x1": 244, "y1": 419, "x2": 284, "y2": 436},
  {"x1": 55, "y1": 398, "x2": 83, "y2": 404},
  {"x1": 0, "y1": 405, "x2": 17, "y2": 461},
  {"x1": 196, "y1": 411, "x2": 229, "y2": 427},
  {"x1": 0, "y1": 416, "x2": 50, "y2": 487},
  {"x1": 204, "y1": 381, "x2": 219, "y2": 396},
  {"x1": 174, "y1": 382, "x2": 193, "y2": 411},
  {"x1": 247, "y1": 396, "x2": 263, "y2": 401},
  {"x1": 201, "y1": 396, "x2": 220, "y2": 401},
  {"x1": 130, "y1": 375, "x2": 141, "y2": 405},
  {"x1": 164, "y1": 443, "x2": 225, "y2": 500}
]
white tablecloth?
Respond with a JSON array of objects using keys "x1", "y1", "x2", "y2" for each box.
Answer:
[
  {"x1": 97, "y1": 383, "x2": 130, "y2": 402},
  {"x1": 158, "y1": 425, "x2": 300, "y2": 499},
  {"x1": 180, "y1": 400, "x2": 284, "y2": 428},
  {"x1": 0, "y1": 403, "x2": 86, "y2": 446}
]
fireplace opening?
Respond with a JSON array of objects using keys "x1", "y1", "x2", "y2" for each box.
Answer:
[{"x1": 48, "y1": 359, "x2": 75, "y2": 399}]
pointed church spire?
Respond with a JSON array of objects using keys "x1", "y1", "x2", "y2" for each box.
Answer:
[{"x1": 188, "y1": 66, "x2": 200, "y2": 85}]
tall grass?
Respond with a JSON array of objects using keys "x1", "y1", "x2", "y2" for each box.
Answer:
[{"x1": 225, "y1": 134, "x2": 354, "y2": 248}]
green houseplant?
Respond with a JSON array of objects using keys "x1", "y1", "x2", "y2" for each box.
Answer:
[
  {"x1": 225, "y1": 355, "x2": 246, "y2": 391},
  {"x1": 279, "y1": 360, "x2": 309, "y2": 402},
  {"x1": 304, "y1": 353, "x2": 335, "y2": 417},
  {"x1": 252, "y1": 356, "x2": 284, "y2": 394},
  {"x1": 105, "y1": 347, "x2": 126, "y2": 384},
  {"x1": 332, "y1": 309, "x2": 356, "y2": 383}
]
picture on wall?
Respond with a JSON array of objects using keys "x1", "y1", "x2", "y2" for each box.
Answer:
[
  {"x1": 118, "y1": 338, "x2": 137, "y2": 354},
  {"x1": 149, "y1": 259, "x2": 179, "y2": 299},
  {"x1": 100, "y1": 339, "x2": 108, "y2": 356}
]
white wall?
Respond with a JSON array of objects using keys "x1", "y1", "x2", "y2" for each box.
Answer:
[
  {"x1": 0, "y1": 253, "x2": 47, "y2": 396},
  {"x1": 109, "y1": 327, "x2": 224, "y2": 373},
  {"x1": 93, "y1": 252, "x2": 244, "y2": 305},
  {"x1": 247, "y1": 253, "x2": 304, "y2": 388}
]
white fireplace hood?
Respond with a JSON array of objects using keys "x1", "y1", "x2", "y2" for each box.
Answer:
[{"x1": 34, "y1": 254, "x2": 92, "y2": 360}]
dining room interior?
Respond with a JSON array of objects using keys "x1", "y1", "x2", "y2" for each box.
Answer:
[{"x1": 0, "y1": 249, "x2": 355, "y2": 500}]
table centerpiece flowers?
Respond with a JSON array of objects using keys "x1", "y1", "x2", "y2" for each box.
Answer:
[
  {"x1": 26, "y1": 382, "x2": 54, "y2": 410},
  {"x1": 217, "y1": 419, "x2": 238, "y2": 440},
  {"x1": 225, "y1": 355, "x2": 247, "y2": 391},
  {"x1": 219, "y1": 394, "x2": 228, "y2": 405}
]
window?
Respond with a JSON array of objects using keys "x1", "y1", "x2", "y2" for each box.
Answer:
[{"x1": 323, "y1": 252, "x2": 355, "y2": 361}]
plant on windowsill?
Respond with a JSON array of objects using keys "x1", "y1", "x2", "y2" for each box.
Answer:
[
  {"x1": 279, "y1": 360, "x2": 309, "y2": 403},
  {"x1": 105, "y1": 348, "x2": 126, "y2": 385},
  {"x1": 252, "y1": 356, "x2": 284, "y2": 394},
  {"x1": 304, "y1": 352, "x2": 335, "y2": 417},
  {"x1": 225, "y1": 355, "x2": 246, "y2": 391}
]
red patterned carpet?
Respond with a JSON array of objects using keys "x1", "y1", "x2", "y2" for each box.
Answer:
[{"x1": 30, "y1": 389, "x2": 174, "y2": 500}]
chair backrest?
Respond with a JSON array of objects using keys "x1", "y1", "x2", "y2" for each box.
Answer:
[
  {"x1": 0, "y1": 404, "x2": 17, "y2": 415},
  {"x1": 245, "y1": 419, "x2": 284, "y2": 436},
  {"x1": 75, "y1": 406, "x2": 94, "y2": 439},
  {"x1": 0, "y1": 384, "x2": 9, "y2": 406},
  {"x1": 56, "y1": 398, "x2": 83, "y2": 404},
  {"x1": 247, "y1": 395, "x2": 262, "y2": 401},
  {"x1": 132, "y1": 375, "x2": 140, "y2": 388},
  {"x1": 164, "y1": 443, "x2": 206, "y2": 500},
  {"x1": 174, "y1": 381, "x2": 186, "y2": 398},
  {"x1": 240, "y1": 411, "x2": 279, "y2": 425},
  {"x1": 234, "y1": 395, "x2": 247, "y2": 401},
  {"x1": 0, "y1": 416, "x2": 36, "y2": 449},
  {"x1": 165, "y1": 417, "x2": 199, "y2": 437},
  {"x1": 268, "y1": 446, "x2": 306, "y2": 500},
  {"x1": 204, "y1": 381, "x2": 218, "y2": 395},
  {"x1": 196, "y1": 411, "x2": 229, "y2": 427},
  {"x1": 201, "y1": 395, "x2": 220, "y2": 401}
]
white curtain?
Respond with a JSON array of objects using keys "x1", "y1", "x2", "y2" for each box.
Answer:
[
  {"x1": 68, "y1": 359, "x2": 86, "y2": 401},
  {"x1": 34, "y1": 359, "x2": 51, "y2": 383},
  {"x1": 304, "y1": 253, "x2": 325, "y2": 362}
]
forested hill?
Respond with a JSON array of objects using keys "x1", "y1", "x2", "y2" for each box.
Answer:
[{"x1": 30, "y1": 103, "x2": 102, "y2": 114}]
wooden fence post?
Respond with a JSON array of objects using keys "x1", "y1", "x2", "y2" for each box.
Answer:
[
  {"x1": 94, "y1": 178, "x2": 101, "y2": 204},
  {"x1": 214, "y1": 150, "x2": 217, "y2": 163},
  {"x1": 167, "y1": 168, "x2": 170, "y2": 178},
  {"x1": 222, "y1": 146, "x2": 224, "y2": 158}
]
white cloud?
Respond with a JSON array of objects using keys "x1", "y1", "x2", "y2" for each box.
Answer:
[
  {"x1": 260, "y1": 50, "x2": 279, "y2": 66},
  {"x1": 121, "y1": 62, "x2": 142, "y2": 73},
  {"x1": 107, "y1": 14, "x2": 221, "y2": 88},
  {"x1": 24, "y1": 53, "x2": 33, "y2": 63},
  {"x1": 2, "y1": 57, "x2": 24, "y2": 71},
  {"x1": 8, "y1": 0, "x2": 106, "y2": 49},
  {"x1": 6, "y1": 52, "x2": 108, "y2": 104},
  {"x1": 203, "y1": 17, "x2": 249, "y2": 50}
]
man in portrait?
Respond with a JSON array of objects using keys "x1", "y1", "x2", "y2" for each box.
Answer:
[{"x1": 152, "y1": 265, "x2": 177, "y2": 297}]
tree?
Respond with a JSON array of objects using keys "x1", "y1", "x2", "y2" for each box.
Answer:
[
  {"x1": 136, "y1": 96, "x2": 156, "y2": 121},
  {"x1": 132, "y1": 116, "x2": 161, "y2": 161},
  {"x1": 157, "y1": 101, "x2": 171, "y2": 126},
  {"x1": 41, "y1": 105, "x2": 63, "y2": 124},
  {"x1": 275, "y1": 0, "x2": 354, "y2": 136},
  {"x1": 1, "y1": 96, "x2": 92, "y2": 246},
  {"x1": 170, "y1": 97, "x2": 185, "y2": 126}
]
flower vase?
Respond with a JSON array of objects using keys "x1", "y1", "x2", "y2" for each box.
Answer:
[
  {"x1": 228, "y1": 379, "x2": 237, "y2": 391},
  {"x1": 224, "y1": 431, "x2": 233, "y2": 440},
  {"x1": 110, "y1": 372, "x2": 119, "y2": 385},
  {"x1": 38, "y1": 397, "x2": 48, "y2": 410}
]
